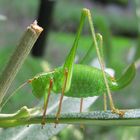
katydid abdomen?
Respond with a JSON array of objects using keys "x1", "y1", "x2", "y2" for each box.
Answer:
[
  {"x1": 61, "y1": 63, "x2": 135, "y2": 98},
  {"x1": 65, "y1": 64, "x2": 116, "y2": 98},
  {"x1": 31, "y1": 63, "x2": 135, "y2": 99}
]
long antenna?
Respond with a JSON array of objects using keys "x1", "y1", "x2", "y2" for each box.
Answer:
[{"x1": 0, "y1": 81, "x2": 29, "y2": 111}]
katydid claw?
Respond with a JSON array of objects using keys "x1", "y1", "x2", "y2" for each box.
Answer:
[{"x1": 111, "y1": 108, "x2": 125, "y2": 117}]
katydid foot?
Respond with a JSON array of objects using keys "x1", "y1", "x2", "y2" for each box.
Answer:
[
  {"x1": 54, "y1": 115, "x2": 60, "y2": 128},
  {"x1": 111, "y1": 108, "x2": 125, "y2": 117}
]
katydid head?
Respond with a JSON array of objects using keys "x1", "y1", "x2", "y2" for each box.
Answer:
[
  {"x1": 31, "y1": 67, "x2": 65, "y2": 98},
  {"x1": 31, "y1": 72, "x2": 54, "y2": 99}
]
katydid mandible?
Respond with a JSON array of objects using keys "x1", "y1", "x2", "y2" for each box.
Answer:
[{"x1": 2, "y1": 8, "x2": 136, "y2": 127}]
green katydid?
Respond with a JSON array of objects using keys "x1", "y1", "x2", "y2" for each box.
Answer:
[{"x1": 1, "y1": 8, "x2": 136, "y2": 127}]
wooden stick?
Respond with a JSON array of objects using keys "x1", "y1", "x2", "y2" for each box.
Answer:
[{"x1": 0, "y1": 21, "x2": 43, "y2": 105}]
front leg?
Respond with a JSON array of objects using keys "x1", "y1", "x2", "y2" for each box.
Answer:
[{"x1": 41, "y1": 78, "x2": 53, "y2": 128}]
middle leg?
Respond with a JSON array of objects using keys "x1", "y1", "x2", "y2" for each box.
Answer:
[{"x1": 55, "y1": 68, "x2": 68, "y2": 127}]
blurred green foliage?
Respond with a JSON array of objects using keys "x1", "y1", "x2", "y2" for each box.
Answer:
[
  {"x1": 134, "y1": 38, "x2": 140, "y2": 61},
  {"x1": 134, "y1": 0, "x2": 140, "y2": 61},
  {"x1": 0, "y1": 0, "x2": 137, "y2": 39},
  {"x1": 53, "y1": 0, "x2": 137, "y2": 36}
]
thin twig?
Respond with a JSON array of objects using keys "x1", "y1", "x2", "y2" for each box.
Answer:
[{"x1": 0, "y1": 107, "x2": 140, "y2": 128}]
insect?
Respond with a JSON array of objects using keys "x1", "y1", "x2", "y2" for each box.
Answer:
[{"x1": 1, "y1": 8, "x2": 136, "y2": 127}]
